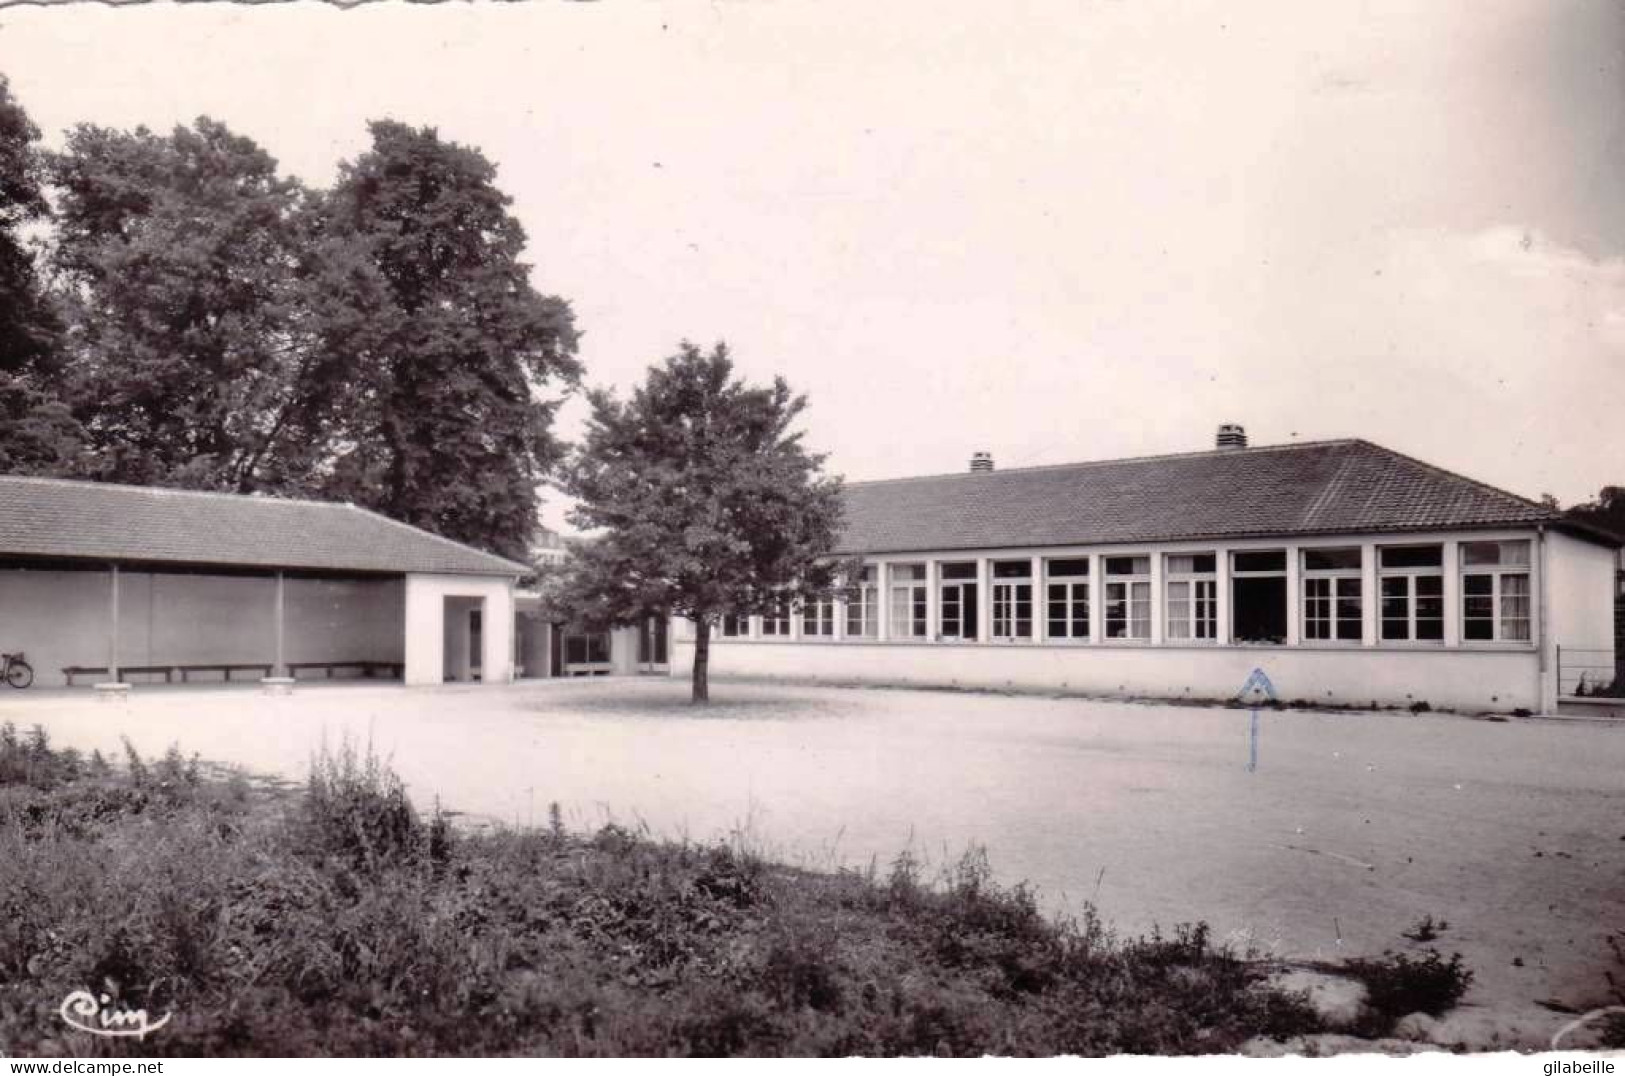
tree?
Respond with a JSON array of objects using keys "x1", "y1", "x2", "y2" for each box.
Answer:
[
  {"x1": 47, "y1": 118, "x2": 319, "y2": 492},
  {"x1": 1565, "y1": 486, "x2": 1625, "y2": 542},
  {"x1": 0, "y1": 74, "x2": 81, "y2": 474},
  {"x1": 555, "y1": 342, "x2": 848, "y2": 702},
  {"x1": 311, "y1": 120, "x2": 580, "y2": 559}
]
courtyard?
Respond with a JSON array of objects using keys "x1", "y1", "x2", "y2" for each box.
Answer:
[{"x1": 5, "y1": 678, "x2": 1622, "y2": 1049}]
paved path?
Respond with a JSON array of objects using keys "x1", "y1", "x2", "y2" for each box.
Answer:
[{"x1": 6, "y1": 677, "x2": 1621, "y2": 1048}]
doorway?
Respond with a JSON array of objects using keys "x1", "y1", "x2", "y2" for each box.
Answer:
[{"x1": 442, "y1": 595, "x2": 486, "y2": 681}]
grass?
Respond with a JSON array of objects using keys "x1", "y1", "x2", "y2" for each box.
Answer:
[{"x1": 0, "y1": 722, "x2": 1343, "y2": 1056}]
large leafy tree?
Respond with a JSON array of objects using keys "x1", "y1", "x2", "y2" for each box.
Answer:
[
  {"x1": 0, "y1": 74, "x2": 81, "y2": 474},
  {"x1": 555, "y1": 342, "x2": 847, "y2": 702},
  {"x1": 312, "y1": 120, "x2": 580, "y2": 559},
  {"x1": 47, "y1": 118, "x2": 320, "y2": 491}
]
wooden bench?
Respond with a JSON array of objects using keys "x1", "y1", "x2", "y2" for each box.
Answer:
[
  {"x1": 178, "y1": 663, "x2": 274, "y2": 683},
  {"x1": 286, "y1": 661, "x2": 403, "y2": 681},
  {"x1": 63, "y1": 665, "x2": 177, "y2": 686}
]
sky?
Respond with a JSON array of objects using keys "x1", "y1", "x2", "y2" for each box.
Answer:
[{"x1": 2, "y1": 0, "x2": 1623, "y2": 532}]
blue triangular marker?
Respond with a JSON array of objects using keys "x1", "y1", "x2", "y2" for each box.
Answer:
[
  {"x1": 1238, "y1": 668, "x2": 1276, "y2": 773},
  {"x1": 1237, "y1": 667, "x2": 1277, "y2": 703}
]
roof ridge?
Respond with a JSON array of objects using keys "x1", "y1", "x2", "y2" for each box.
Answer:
[
  {"x1": 0, "y1": 474, "x2": 353, "y2": 511},
  {"x1": 843, "y1": 439, "x2": 1361, "y2": 488}
]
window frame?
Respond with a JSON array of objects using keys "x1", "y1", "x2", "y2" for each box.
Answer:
[
  {"x1": 801, "y1": 595, "x2": 835, "y2": 639},
  {"x1": 844, "y1": 565, "x2": 878, "y2": 640},
  {"x1": 1378, "y1": 545, "x2": 1445, "y2": 644},
  {"x1": 937, "y1": 561, "x2": 979, "y2": 641},
  {"x1": 760, "y1": 594, "x2": 792, "y2": 637},
  {"x1": 888, "y1": 563, "x2": 929, "y2": 640},
  {"x1": 1301, "y1": 547, "x2": 1363, "y2": 643},
  {"x1": 1103, "y1": 555, "x2": 1152, "y2": 641},
  {"x1": 1164, "y1": 553, "x2": 1217, "y2": 642},
  {"x1": 1460, "y1": 540, "x2": 1532, "y2": 644},
  {"x1": 990, "y1": 560, "x2": 1034, "y2": 641},
  {"x1": 1044, "y1": 557, "x2": 1091, "y2": 642}
]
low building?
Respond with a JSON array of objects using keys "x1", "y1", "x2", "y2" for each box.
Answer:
[
  {"x1": 671, "y1": 433, "x2": 1620, "y2": 714},
  {"x1": 0, "y1": 477, "x2": 526, "y2": 688}
]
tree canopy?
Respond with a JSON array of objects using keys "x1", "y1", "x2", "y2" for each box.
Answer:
[
  {"x1": 0, "y1": 78, "x2": 582, "y2": 559},
  {"x1": 1564, "y1": 486, "x2": 1625, "y2": 542},
  {"x1": 311, "y1": 121, "x2": 581, "y2": 559},
  {"x1": 0, "y1": 74, "x2": 79, "y2": 475},
  {"x1": 48, "y1": 118, "x2": 318, "y2": 491},
  {"x1": 553, "y1": 342, "x2": 847, "y2": 702}
]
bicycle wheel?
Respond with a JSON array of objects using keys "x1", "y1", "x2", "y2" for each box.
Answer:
[{"x1": 5, "y1": 660, "x2": 32, "y2": 689}]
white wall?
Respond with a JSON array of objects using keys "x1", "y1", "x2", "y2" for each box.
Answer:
[
  {"x1": 671, "y1": 638, "x2": 1542, "y2": 713},
  {"x1": 1544, "y1": 529, "x2": 1619, "y2": 704},
  {"x1": 403, "y1": 573, "x2": 515, "y2": 686},
  {"x1": 0, "y1": 568, "x2": 403, "y2": 686}
]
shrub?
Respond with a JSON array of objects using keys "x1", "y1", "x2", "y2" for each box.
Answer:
[
  {"x1": 0, "y1": 732, "x2": 1339, "y2": 1057},
  {"x1": 1343, "y1": 949, "x2": 1473, "y2": 1027},
  {"x1": 302, "y1": 739, "x2": 445, "y2": 871}
]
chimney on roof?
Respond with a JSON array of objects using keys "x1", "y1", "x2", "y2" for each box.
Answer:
[
  {"x1": 1216, "y1": 424, "x2": 1248, "y2": 450},
  {"x1": 969, "y1": 450, "x2": 994, "y2": 473}
]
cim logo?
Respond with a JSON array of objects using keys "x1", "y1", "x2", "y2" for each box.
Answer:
[{"x1": 58, "y1": 990, "x2": 172, "y2": 1040}]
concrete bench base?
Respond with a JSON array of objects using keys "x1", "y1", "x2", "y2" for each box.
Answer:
[
  {"x1": 260, "y1": 676, "x2": 296, "y2": 697},
  {"x1": 92, "y1": 682, "x2": 130, "y2": 701}
]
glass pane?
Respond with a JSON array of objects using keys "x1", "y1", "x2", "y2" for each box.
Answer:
[
  {"x1": 1380, "y1": 546, "x2": 1443, "y2": 569},
  {"x1": 940, "y1": 562, "x2": 977, "y2": 580},
  {"x1": 1304, "y1": 547, "x2": 1361, "y2": 571},
  {"x1": 1047, "y1": 558, "x2": 1089, "y2": 578},
  {"x1": 993, "y1": 560, "x2": 1032, "y2": 578},
  {"x1": 1461, "y1": 542, "x2": 1500, "y2": 567},
  {"x1": 1105, "y1": 556, "x2": 1149, "y2": 576},
  {"x1": 1233, "y1": 550, "x2": 1286, "y2": 573}
]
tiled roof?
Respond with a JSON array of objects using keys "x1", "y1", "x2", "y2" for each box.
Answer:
[
  {"x1": 835, "y1": 439, "x2": 1603, "y2": 555},
  {"x1": 0, "y1": 476, "x2": 527, "y2": 576}
]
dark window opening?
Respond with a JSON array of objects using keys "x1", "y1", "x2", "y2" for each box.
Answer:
[
  {"x1": 1232, "y1": 576, "x2": 1287, "y2": 644},
  {"x1": 1233, "y1": 550, "x2": 1286, "y2": 573}
]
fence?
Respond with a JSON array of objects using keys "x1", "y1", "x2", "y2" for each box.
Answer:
[{"x1": 1556, "y1": 645, "x2": 1622, "y2": 698}]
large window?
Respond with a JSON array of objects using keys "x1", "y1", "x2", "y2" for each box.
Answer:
[
  {"x1": 845, "y1": 566, "x2": 878, "y2": 639},
  {"x1": 991, "y1": 560, "x2": 1033, "y2": 640},
  {"x1": 720, "y1": 613, "x2": 750, "y2": 638},
  {"x1": 1302, "y1": 548, "x2": 1363, "y2": 642},
  {"x1": 889, "y1": 564, "x2": 929, "y2": 639},
  {"x1": 1104, "y1": 556, "x2": 1151, "y2": 640},
  {"x1": 1165, "y1": 553, "x2": 1217, "y2": 641},
  {"x1": 761, "y1": 595, "x2": 792, "y2": 637},
  {"x1": 1045, "y1": 557, "x2": 1090, "y2": 640},
  {"x1": 938, "y1": 562, "x2": 979, "y2": 640},
  {"x1": 1379, "y1": 545, "x2": 1444, "y2": 642},
  {"x1": 1461, "y1": 540, "x2": 1531, "y2": 642},
  {"x1": 802, "y1": 596, "x2": 835, "y2": 638},
  {"x1": 1231, "y1": 550, "x2": 1287, "y2": 644}
]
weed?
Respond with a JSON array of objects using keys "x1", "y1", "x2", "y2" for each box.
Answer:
[
  {"x1": 1402, "y1": 915, "x2": 1448, "y2": 943},
  {"x1": 1342, "y1": 949, "x2": 1473, "y2": 1031}
]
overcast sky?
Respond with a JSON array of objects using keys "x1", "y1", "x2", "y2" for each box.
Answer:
[{"x1": 3, "y1": 0, "x2": 1622, "y2": 531}]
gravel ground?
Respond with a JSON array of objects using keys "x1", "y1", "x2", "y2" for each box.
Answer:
[{"x1": 5, "y1": 676, "x2": 1622, "y2": 1050}]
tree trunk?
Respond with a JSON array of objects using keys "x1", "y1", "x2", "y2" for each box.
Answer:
[{"x1": 692, "y1": 617, "x2": 710, "y2": 704}]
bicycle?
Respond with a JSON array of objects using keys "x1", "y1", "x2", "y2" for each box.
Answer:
[{"x1": 2, "y1": 651, "x2": 34, "y2": 689}]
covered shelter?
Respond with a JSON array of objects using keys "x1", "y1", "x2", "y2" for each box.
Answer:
[{"x1": 0, "y1": 477, "x2": 525, "y2": 688}]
